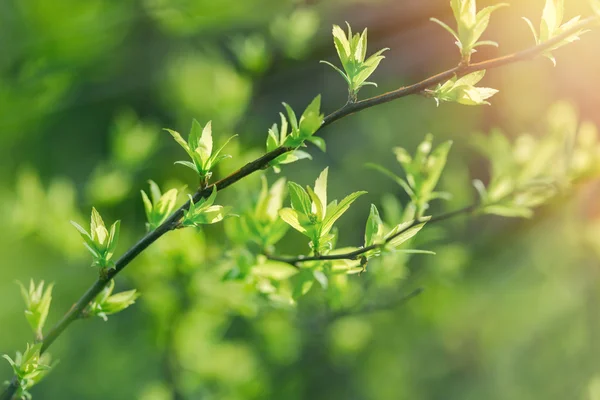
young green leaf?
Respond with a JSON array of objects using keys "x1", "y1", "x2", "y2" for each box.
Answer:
[
  {"x1": 385, "y1": 218, "x2": 429, "y2": 249},
  {"x1": 431, "y1": 0, "x2": 508, "y2": 63},
  {"x1": 87, "y1": 280, "x2": 139, "y2": 321},
  {"x1": 71, "y1": 208, "x2": 121, "y2": 268},
  {"x1": 321, "y1": 23, "x2": 389, "y2": 100},
  {"x1": 523, "y1": 0, "x2": 587, "y2": 65},
  {"x1": 167, "y1": 120, "x2": 236, "y2": 181},
  {"x1": 321, "y1": 191, "x2": 367, "y2": 237},
  {"x1": 241, "y1": 176, "x2": 291, "y2": 248},
  {"x1": 181, "y1": 187, "x2": 234, "y2": 227},
  {"x1": 278, "y1": 208, "x2": 306, "y2": 233},
  {"x1": 364, "y1": 204, "x2": 385, "y2": 247},
  {"x1": 430, "y1": 70, "x2": 498, "y2": 106},
  {"x1": 3, "y1": 343, "x2": 55, "y2": 399},
  {"x1": 370, "y1": 135, "x2": 452, "y2": 218},
  {"x1": 18, "y1": 280, "x2": 54, "y2": 339},
  {"x1": 267, "y1": 97, "x2": 324, "y2": 172},
  {"x1": 279, "y1": 168, "x2": 367, "y2": 252},
  {"x1": 141, "y1": 180, "x2": 179, "y2": 231}
]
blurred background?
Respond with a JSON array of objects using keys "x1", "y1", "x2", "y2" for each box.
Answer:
[{"x1": 2, "y1": 0, "x2": 600, "y2": 399}]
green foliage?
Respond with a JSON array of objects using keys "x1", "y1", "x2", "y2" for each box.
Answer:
[
  {"x1": 18, "y1": 280, "x2": 53, "y2": 340},
  {"x1": 279, "y1": 168, "x2": 367, "y2": 254},
  {"x1": 364, "y1": 204, "x2": 385, "y2": 248},
  {"x1": 270, "y1": 9, "x2": 319, "y2": 59},
  {"x1": 166, "y1": 120, "x2": 237, "y2": 183},
  {"x1": 523, "y1": 0, "x2": 587, "y2": 65},
  {"x1": 321, "y1": 23, "x2": 389, "y2": 100},
  {"x1": 86, "y1": 280, "x2": 139, "y2": 321},
  {"x1": 141, "y1": 181, "x2": 179, "y2": 231},
  {"x1": 2, "y1": 344, "x2": 54, "y2": 400},
  {"x1": 228, "y1": 176, "x2": 289, "y2": 249},
  {"x1": 431, "y1": 0, "x2": 508, "y2": 63},
  {"x1": 70, "y1": 208, "x2": 121, "y2": 269},
  {"x1": 471, "y1": 102, "x2": 600, "y2": 217},
  {"x1": 430, "y1": 70, "x2": 498, "y2": 106},
  {"x1": 266, "y1": 95, "x2": 324, "y2": 172},
  {"x1": 181, "y1": 187, "x2": 233, "y2": 227},
  {"x1": 10, "y1": 169, "x2": 83, "y2": 258},
  {"x1": 4, "y1": 1, "x2": 600, "y2": 398},
  {"x1": 231, "y1": 34, "x2": 271, "y2": 74},
  {"x1": 368, "y1": 134, "x2": 453, "y2": 217},
  {"x1": 363, "y1": 204, "x2": 430, "y2": 259}
]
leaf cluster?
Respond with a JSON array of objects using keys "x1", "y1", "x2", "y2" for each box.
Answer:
[{"x1": 71, "y1": 208, "x2": 120, "y2": 269}]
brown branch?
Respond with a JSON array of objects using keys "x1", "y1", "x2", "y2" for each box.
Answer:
[
  {"x1": 2, "y1": 13, "x2": 598, "y2": 400},
  {"x1": 322, "y1": 16, "x2": 598, "y2": 127},
  {"x1": 266, "y1": 204, "x2": 478, "y2": 266}
]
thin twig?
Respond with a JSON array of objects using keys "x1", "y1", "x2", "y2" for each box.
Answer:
[
  {"x1": 266, "y1": 204, "x2": 478, "y2": 265},
  {"x1": 322, "y1": 16, "x2": 598, "y2": 127},
  {"x1": 2, "y1": 14, "x2": 597, "y2": 400},
  {"x1": 328, "y1": 287, "x2": 425, "y2": 321}
]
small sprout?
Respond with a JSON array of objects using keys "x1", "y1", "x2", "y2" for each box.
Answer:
[
  {"x1": 364, "y1": 204, "x2": 385, "y2": 247},
  {"x1": 141, "y1": 180, "x2": 179, "y2": 231},
  {"x1": 321, "y1": 23, "x2": 389, "y2": 101},
  {"x1": 247, "y1": 176, "x2": 290, "y2": 247},
  {"x1": 87, "y1": 280, "x2": 139, "y2": 321},
  {"x1": 267, "y1": 95, "x2": 325, "y2": 172},
  {"x1": 18, "y1": 280, "x2": 53, "y2": 340},
  {"x1": 71, "y1": 208, "x2": 120, "y2": 269},
  {"x1": 3, "y1": 343, "x2": 55, "y2": 400},
  {"x1": 368, "y1": 134, "x2": 452, "y2": 218},
  {"x1": 181, "y1": 187, "x2": 234, "y2": 227},
  {"x1": 431, "y1": 0, "x2": 508, "y2": 63},
  {"x1": 166, "y1": 120, "x2": 237, "y2": 183},
  {"x1": 279, "y1": 167, "x2": 366, "y2": 254},
  {"x1": 430, "y1": 70, "x2": 498, "y2": 106},
  {"x1": 523, "y1": 0, "x2": 588, "y2": 66},
  {"x1": 361, "y1": 205, "x2": 431, "y2": 260}
]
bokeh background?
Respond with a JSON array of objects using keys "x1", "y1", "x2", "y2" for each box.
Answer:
[{"x1": 2, "y1": 0, "x2": 600, "y2": 399}]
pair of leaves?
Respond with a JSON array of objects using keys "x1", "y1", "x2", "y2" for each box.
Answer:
[
  {"x1": 278, "y1": 168, "x2": 366, "y2": 254},
  {"x1": 141, "y1": 180, "x2": 179, "y2": 231},
  {"x1": 182, "y1": 187, "x2": 234, "y2": 227},
  {"x1": 364, "y1": 204, "x2": 431, "y2": 258},
  {"x1": 266, "y1": 96, "x2": 325, "y2": 172},
  {"x1": 368, "y1": 134, "x2": 452, "y2": 218},
  {"x1": 167, "y1": 120, "x2": 236, "y2": 181},
  {"x1": 87, "y1": 280, "x2": 139, "y2": 321},
  {"x1": 431, "y1": 0, "x2": 508, "y2": 62},
  {"x1": 523, "y1": 0, "x2": 588, "y2": 66},
  {"x1": 71, "y1": 208, "x2": 120, "y2": 268},
  {"x1": 18, "y1": 280, "x2": 53, "y2": 339},
  {"x1": 321, "y1": 23, "x2": 389, "y2": 99},
  {"x1": 431, "y1": 70, "x2": 499, "y2": 106},
  {"x1": 3, "y1": 343, "x2": 54, "y2": 400}
]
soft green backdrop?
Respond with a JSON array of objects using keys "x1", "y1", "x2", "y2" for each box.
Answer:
[{"x1": 2, "y1": 0, "x2": 600, "y2": 399}]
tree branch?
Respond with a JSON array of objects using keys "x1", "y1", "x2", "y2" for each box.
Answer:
[
  {"x1": 322, "y1": 16, "x2": 598, "y2": 127},
  {"x1": 3, "y1": 13, "x2": 598, "y2": 400},
  {"x1": 266, "y1": 204, "x2": 478, "y2": 266}
]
